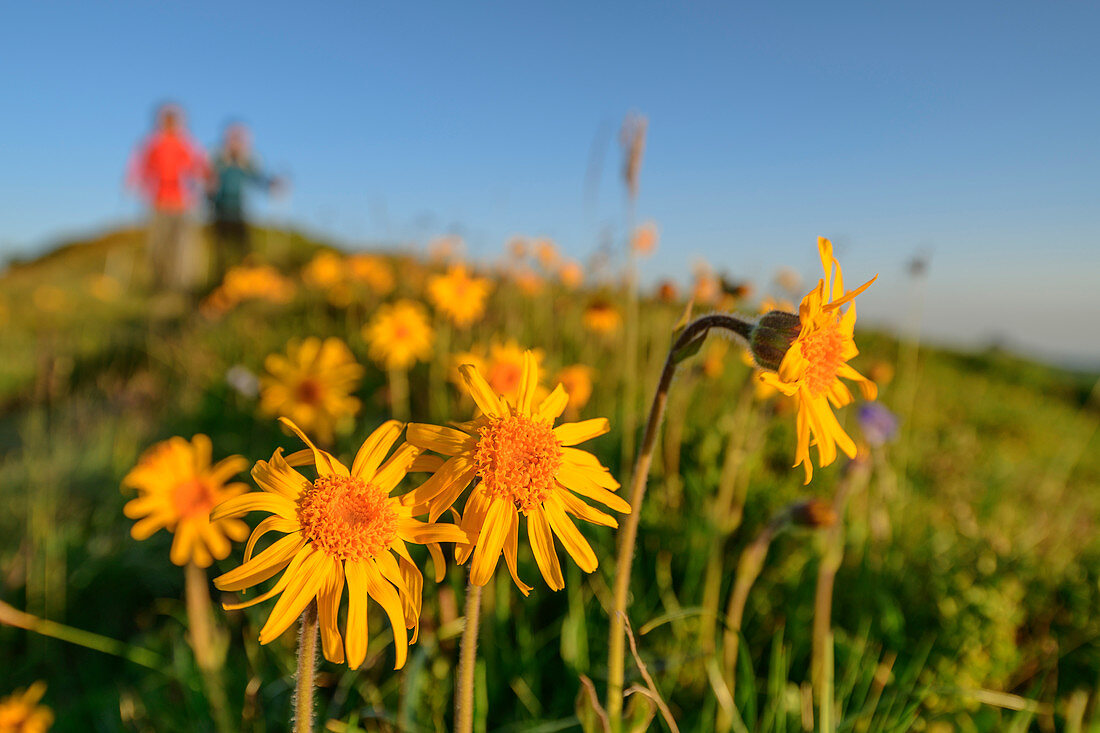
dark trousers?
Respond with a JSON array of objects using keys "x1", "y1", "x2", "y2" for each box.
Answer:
[{"x1": 212, "y1": 219, "x2": 251, "y2": 278}]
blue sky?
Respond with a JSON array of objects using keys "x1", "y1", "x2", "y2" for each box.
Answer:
[{"x1": 2, "y1": 2, "x2": 1098, "y2": 366}]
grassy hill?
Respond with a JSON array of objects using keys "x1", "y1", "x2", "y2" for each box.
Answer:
[{"x1": 1, "y1": 226, "x2": 1098, "y2": 731}]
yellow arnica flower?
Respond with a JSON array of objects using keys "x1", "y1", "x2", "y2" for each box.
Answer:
[
  {"x1": 260, "y1": 337, "x2": 364, "y2": 446},
  {"x1": 558, "y1": 260, "x2": 584, "y2": 290},
  {"x1": 583, "y1": 298, "x2": 622, "y2": 335},
  {"x1": 758, "y1": 237, "x2": 878, "y2": 483},
  {"x1": 122, "y1": 435, "x2": 250, "y2": 568},
  {"x1": 404, "y1": 352, "x2": 629, "y2": 594},
  {"x1": 555, "y1": 365, "x2": 595, "y2": 416},
  {"x1": 363, "y1": 300, "x2": 434, "y2": 370},
  {"x1": 534, "y1": 238, "x2": 559, "y2": 270},
  {"x1": 0, "y1": 682, "x2": 53, "y2": 733},
  {"x1": 348, "y1": 254, "x2": 395, "y2": 296},
  {"x1": 213, "y1": 418, "x2": 466, "y2": 669},
  {"x1": 427, "y1": 265, "x2": 493, "y2": 328}
]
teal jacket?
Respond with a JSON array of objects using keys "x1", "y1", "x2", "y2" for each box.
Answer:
[{"x1": 209, "y1": 155, "x2": 272, "y2": 222}]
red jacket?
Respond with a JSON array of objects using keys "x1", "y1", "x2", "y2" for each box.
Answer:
[{"x1": 129, "y1": 131, "x2": 208, "y2": 212}]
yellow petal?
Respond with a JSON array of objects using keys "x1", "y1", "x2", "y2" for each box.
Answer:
[
  {"x1": 317, "y1": 557, "x2": 346, "y2": 664},
  {"x1": 557, "y1": 464, "x2": 631, "y2": 514},
  {"x1": 557, "y1": 489, "x2": 618, "y2": 528},
  {"x1": 363, "y1": 561, "x2": 409, "y2": 669},
  {"x1": 351, "y1": 420, "x2": 405, "y2": 479},
  {"x1": 543, "y1": 494, "x2": 598, "y2": 573},
  {"x1": 211, "y1": 492, "x2": 297, "y2": 522},
  {"x1": 516, "y1": 351, "x2": 539, "y2": 416},
  {"x1": 527, "y1": 506, "x2": 564, "y2": 590},
  {"x1": 553, "y1": 418, "x2": 610, "y2": 446},
  {"x1": 459, "y1": 364, "x2": 502, "y2": 417},
  {"x1": 536, "y1": 384, "x2": 569, "y2": 422},
  {"x1": 279, "y1": 417, "x2": 349, "y2": 477},
  {"x1": 215, "y1": 532, "x2": 306, "y2": 592},
  {"x1": 372, "y1": 442, "x2": 422, "y2": 493},
  {"x1": 469, "y1": 498, "x2": 513, "y2": 586},
  {"x1": 503, "y1": 509, "x2": 532, "y2": 596},
  {"x1": 344, "y1": 560, "x2": 371, "y2": 669},
  {"x1": 406, "y1": 423, "x2": 476, "y2": 456},
  {"x1": 397, "y1": 518, "x2": 469, "y2": 545},
  {"x1": 259, "y1": 548, "x2": 329, "y2": 644}
]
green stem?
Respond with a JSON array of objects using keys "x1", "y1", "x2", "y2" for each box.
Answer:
[
  {"x1": 606, "y1": 314, "x2": 753, "y2": 729},
  {"x1": 456, "y1": 579, "x2": 483, "y2": 733},
  {"x1": 389, "y1": 365, "x2": 410, "y2": 421},
  {"x1": 294, "y1": 601, "x2": 319, "y2": 733},
  {"x1": 185, "y1": 563, "x2": 233, "y2": 733}
]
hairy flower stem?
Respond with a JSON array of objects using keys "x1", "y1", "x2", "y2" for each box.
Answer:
[
  {"x1": 294, "y1": 601, "x2": 319, "y2": 733},
  {"x1": 185, "y1": 563, "x2": 232, "y2": 733},
  {"x1": 606, "y1": 313, "x2": 754, "y2": 729},
  {"x1": 456, "y1": 579, "x2": 483, "y2": 733}
]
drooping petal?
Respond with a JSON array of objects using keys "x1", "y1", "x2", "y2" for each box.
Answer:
[
  {"x1": 543, "y1": 494, "x2": 598, "y2": 573},
  {"x1": 469, "y1": 498, "x2": 513, "y2": 586},
  {"x1": 363, "y1": 561, "x2": 409, "y2": 669},
  {"x1": 527, "y1": 506, "x2": 564, "y2": 590},
  {"x1": 258, "y1": 548, "x2": 329, "y2": 644},
  {"x1": 317, "y1": 557, "x2": 346, "y2": 664},
  {"x1": 344, "y1": 560, "x2": 371, "y2": 669},
  {"x1": 215, "y1": 532, "x2": 306, "y2": 591}
]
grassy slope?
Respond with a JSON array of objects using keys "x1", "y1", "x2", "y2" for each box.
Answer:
[{"x1": 1, "y1": 228, "x2": 1098, "y2": 731}]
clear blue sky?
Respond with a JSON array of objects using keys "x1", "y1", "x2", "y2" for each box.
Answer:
[{"x1": 2, "y1": 2, "x2": 1098, "y2": 366}]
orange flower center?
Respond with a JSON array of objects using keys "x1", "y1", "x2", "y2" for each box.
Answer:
[
  {"x1": 800, "y1": 320, "x2": 845, "y2": 396},
  {"x1": 171, "y1": 477, "x2": 217, "y2": 519},
  {"x1": 474, "y1": 415, "x2": 562, "y2": 514},
  {"x1": 295, "y1": 378, "x2": 323, "y2": 404},
  {"x1": 296, "y1": 475, "x2": 397, "y2": 561}
]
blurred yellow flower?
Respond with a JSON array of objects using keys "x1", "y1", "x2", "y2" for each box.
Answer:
[
  {"x1": 363, "y1": 300, "x2": 434, "y2": 370},
  {"x1": 428, "y1": 264, "x2": 493, "y2": 328},
  {"x1": 507, "y1": 236, "x2": 529, "y2": 259},
  {"x1": 86, "y1": 273, "x2": 122, "y2": 302},
  {"x1": 486, "y1": 341, "x2": 544, "y2": 405},
  {"x1": 758, "y1": 237, "x2": 878, "y2": 483},
  {"x1": 203, "y1": 263, "x2": 296, "y2": 316},
  {"x1": 513, "y1": 268, "x2": 544, "y2": 297},
  {"x1": 691, "y1": 268, "x2": 720, "y2": 307},
  {"x1": 428, "y1": 235, "x2": 463, "y2": 263},
  {"x1": 554, "y1": 365, "x2": 595, "y2": 416},
  {"x1": 656, "y1": 279, "x2": 679, "y2": 303},
  {"x1": 558, "y1": 260, "x2": 584, "y2": 290},
  {"x1": 404, "y1": 353, "x2": 629, "y2": 593},
  {"x1": 122, "y1": 435, "x2": 250, "y2": 568},
  {"x1": 213, "y1": 418, "x2": 466, "y2": 669},
  {"x1": 348, "y1": 254, "x2": 395, "y2": 296},
  {"x1": 0, "y1": 682, "x2": 53, "y2": 733},
  {"x1": 582, "y1": 298, "x2": 622, "y2": 335},
  {"x1": 534, "y1": 238, "x2": 559, "y2": 270},
  {"x1": 631, "y1": 221, "x2": 659, "y2": 256},
  {"x1": 302, "y1": 251, "x2": 345, "y2": 290},
  {"x1": 260, "y1": 337, "x2": 364, "y2": 445}
]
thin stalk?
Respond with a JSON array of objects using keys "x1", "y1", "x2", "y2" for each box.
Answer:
[
  {"x1": 0, "y1": 599, "x2": 163, "y2": 671},
  {"x1": 621, "y1": 249, "x2": 640, "y2": 477},
  {"x1": 606, "y1": 314, "x2": 754, "y2": 729},
  {"x1": 455, "y1": 579, "x2": 484, "y2": 733},
  {"x1": 185, "y1": 563, "x2": 232, "y2": 733},
  {"x1": 294, "y1": 601, "x2": 319, "y2": 733},
  {"x1": 721, "y1": 516, "x2": 783, "y2": 687},
  {"x1": 388, "y1": 365, "x2": 410, "y2": 421},
  {"x1": 812, "y1": 459, "x2": 871, "y2": 697}
]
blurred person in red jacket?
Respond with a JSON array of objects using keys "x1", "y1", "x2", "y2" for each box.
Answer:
[{"x1": 127, "y1": 103, "x2": 209, "y2": 292}]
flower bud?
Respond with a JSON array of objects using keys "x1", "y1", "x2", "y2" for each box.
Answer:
[
  {"x1": 749, "y1": 310, "x2": 801, "y2": 371},
  {"x1": 790, "y1": 498, "x2": 837, "y2": 529}
]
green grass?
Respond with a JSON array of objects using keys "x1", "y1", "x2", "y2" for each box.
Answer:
[{"x1": 1, "y1": 227, "x2": 1098, "y2": 731}]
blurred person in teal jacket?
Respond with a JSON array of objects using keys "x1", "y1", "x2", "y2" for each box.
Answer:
[{"x1": 207, "y1": 122, "x2": 283, "y2": 275}]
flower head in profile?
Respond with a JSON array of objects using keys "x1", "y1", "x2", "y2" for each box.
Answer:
[
  {"x1": 404, "y1": 352, "x2": 629, "y2": 593},
  {"x1": 513, "y1": 268, "x2": 544, "y2": 297},
  {"x1": 260, "y1": 337, "x2": 364, "y2": 446},
  {"x1": 122, "y1": 435, "x2": 250, "y2": 567},
  {"x1": 213, "y1": 418, "x2": 466, "y2": 669},
  {"x1": 0, "y1": 682, "x2": 53, "y2": 733},
  {"x1": 428, "y1": 264, "x2": 493, "y2": 328},
  {"x1": 583, "y1": 298, "x2": 622, "y2": 335},
  {"x1": 363, "y1": 300, "x2": 434, "y2": 370},
  {"x1": 755, "y1": 237, "x2": 878, "y2": 483}
]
